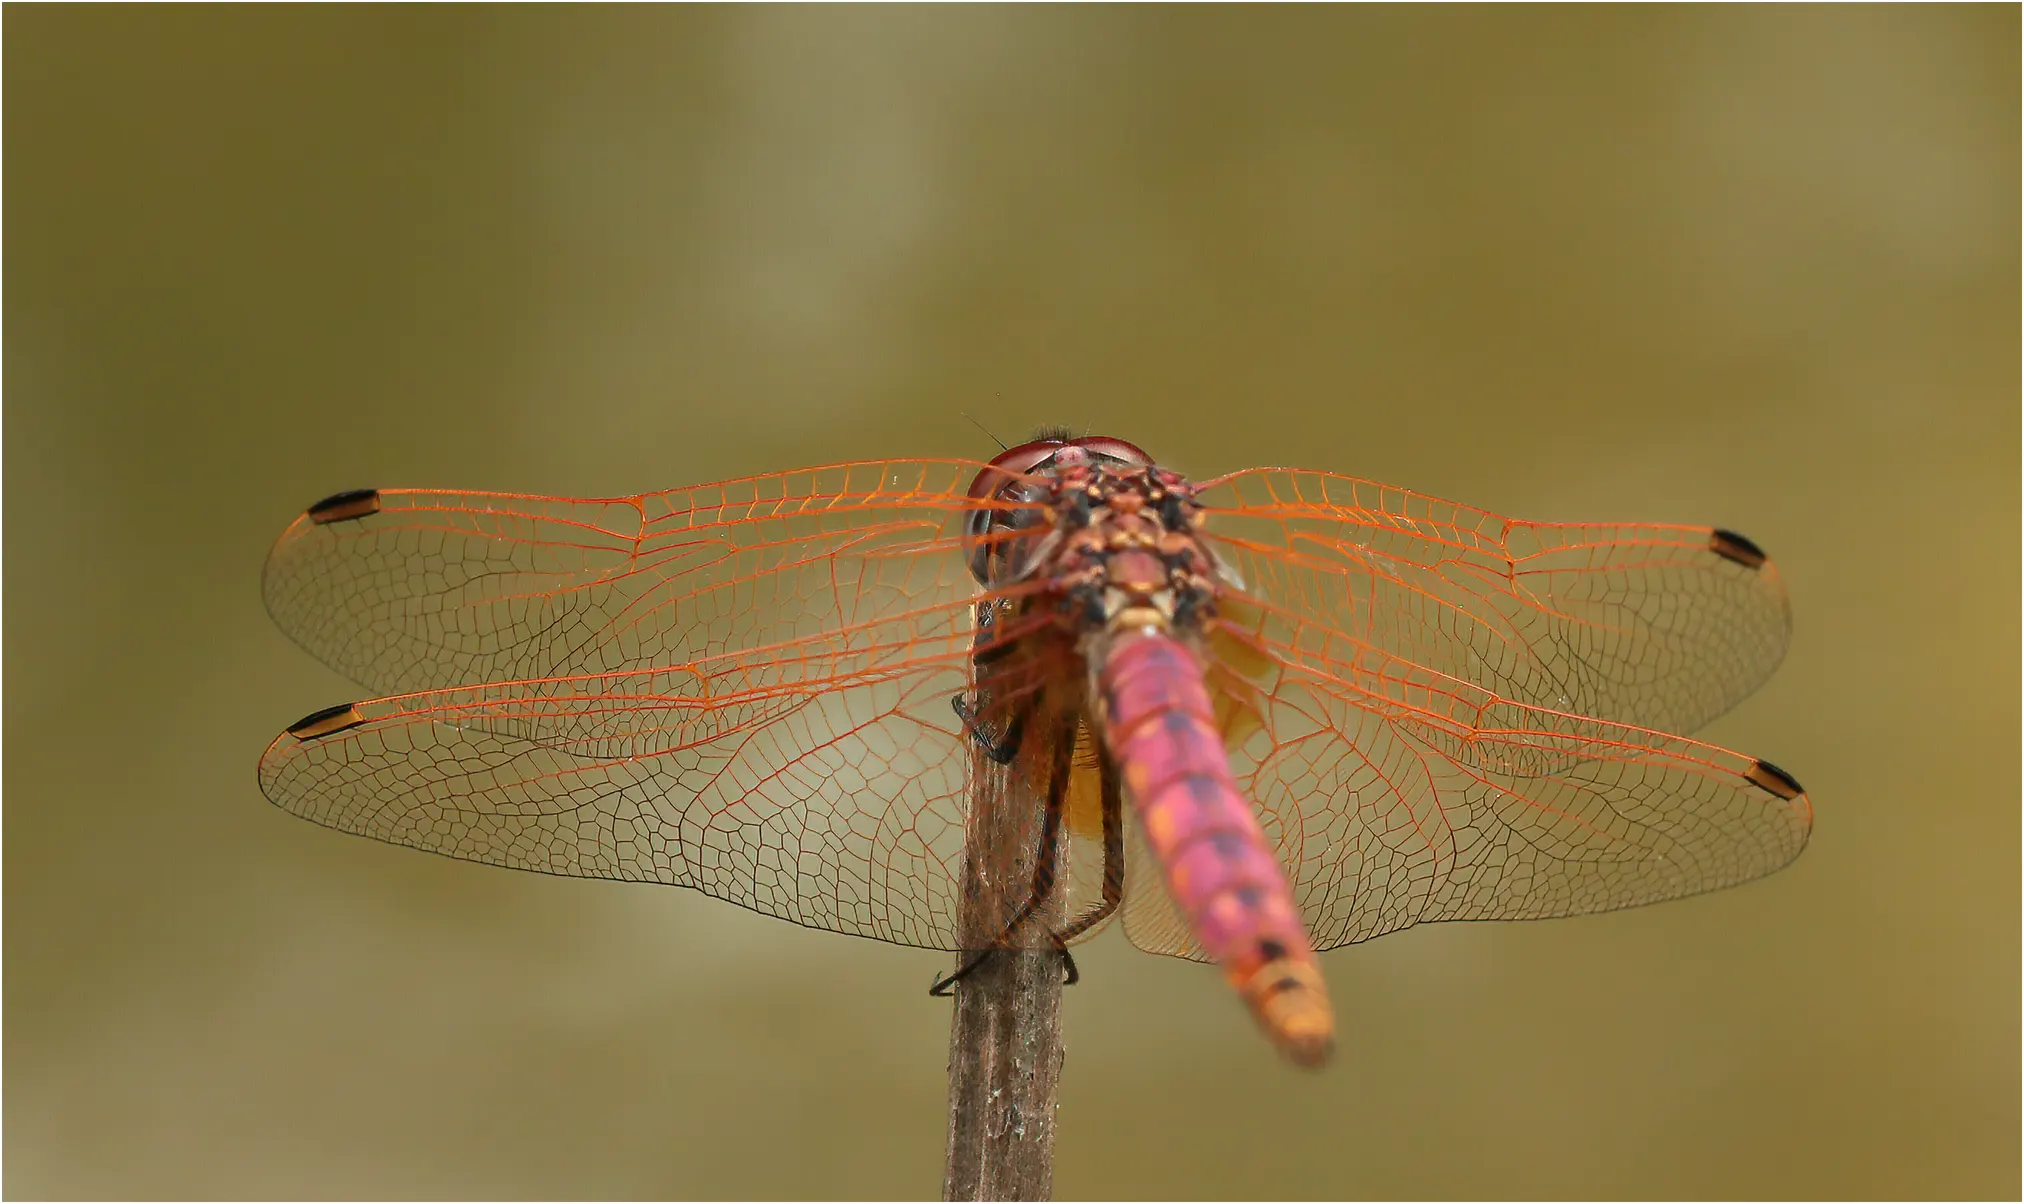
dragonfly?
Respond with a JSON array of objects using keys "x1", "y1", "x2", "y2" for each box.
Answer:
[{"x1": 259, "y1": 432, "x2": 1810, "y2": 1067}]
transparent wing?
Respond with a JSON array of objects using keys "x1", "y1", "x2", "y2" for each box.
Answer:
[
  {"x1": 263, "y1": 522, "x2": 1125, "y2": 947},
  {"x1": 1121, "y1": 607, "x2": 1812, "y2": 961},
  {"x1": 1195, "y1": 468, "x2": 1792, "y2": 737},
  {"x1": 264, "y1": 458, "x2": 1806, "y2": 960},
  {"x1": 262, "y1": 460, "x2": 1003, "y2": 696},
  {"x1": 260, "y1": 459, "x2": 1148, "y2": 947},
  {"x1": 258, "y1": 648, "x2": 992, "y2": 947}
]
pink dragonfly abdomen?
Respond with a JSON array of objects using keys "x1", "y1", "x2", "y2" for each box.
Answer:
[{"x1": 1098, "y1": 629, "x2": 1335, "y2": 1067}]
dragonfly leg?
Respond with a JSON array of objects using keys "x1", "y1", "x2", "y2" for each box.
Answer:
[
  {"x1": 929, "y1": 723, "x2": 1072, "y2": 996},
  {"x1": 950, "y1": 600, "x2": 1029, "y2": 765},
  {"x1": 951, "y1": 695, "x2": 1027, "y2": 766},
  {"x1": 1055, "y1": 751, "x2": 1126, "y2": 945}
]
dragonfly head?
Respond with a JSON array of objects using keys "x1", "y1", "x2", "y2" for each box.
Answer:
[{"x1": 962, "y1": 433, "x2": 1155, "y2": 584}]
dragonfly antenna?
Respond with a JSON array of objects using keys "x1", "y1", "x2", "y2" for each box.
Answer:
[{"x1": 962, "y1": 412, "x2": 1009, "y2": 451}]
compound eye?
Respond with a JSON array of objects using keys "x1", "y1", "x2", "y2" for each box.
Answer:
[
  {"x1": 966, "y1": 438, "x2": 1068, "y2": 500},
  {"x1": 1070, "y1": 436, "x2": 1154, "y2": 467},
  {"x1": 962, "y1": 439, "x2": 1066, "y2": 582},
  {"x1": 964, "y1": 438, "x2": 1068, "y2": 532}
]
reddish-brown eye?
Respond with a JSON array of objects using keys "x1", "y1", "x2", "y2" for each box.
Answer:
[
  {"x1": 962, "y1": 435, "x2": 1157, "y2": 503},
  {"x1": 964, "y1": 439, "x2": 1072, "y2": 502},
  {"x1": 963, "y1": 439, "x2": 1063, "y2": 581},
  {"x1": 1072, "y1": 436, "x2": 1153, "y2": 467}
]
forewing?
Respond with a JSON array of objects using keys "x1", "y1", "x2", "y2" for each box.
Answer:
[
  {"x1": 263, "y1": 461, "x2": 996, "y2": 696},
  {"x1": 259, "y1": 649, "x2": 981, "y2": 949},
  {"x1": 1194, "y1": 468, "x2": 1791, "y2": 736}
]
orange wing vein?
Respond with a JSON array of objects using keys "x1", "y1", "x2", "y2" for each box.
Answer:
[
  {"x1": 1121, "y1": 582, "x2": 1810, "y2": 960},
  {"x1": 1194, "y1": 468, "x2": 1790, "y2": 736},
  {"x1": 263, "y1": 461, "x2": 999, "y2": 696},
  {"x1": 261, "y1": 459, "x2": 1808, "y2": 958},
  {"x1": 259, "y1": 461, "x2": 1121, "y2": 947}
]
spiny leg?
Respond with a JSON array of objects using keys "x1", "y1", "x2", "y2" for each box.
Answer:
[
  {"x1": 950, "y1": 617, "x2": 1031, "y2": 765},
  {"x1": 930, "y1": 721, "x2": 1074, "y2": 996},
  {"x1": 1051, "y1": 752, "x2": 1127, "y2": 984},
  {"x1": 951, "y1": 695, "x2": 1027, "y2": 766}
]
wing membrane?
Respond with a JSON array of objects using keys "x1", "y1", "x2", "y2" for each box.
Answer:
[
  {"x1": 1195, "y1": 468, "x2": 1790, "y2": 736},
  {"x1": 261, "y1": 569, "x2": 1120, "y2": 949},
  {"x1": 263, "y1": 461, "x2": 1001, "y2": 696},
  {"x1": 1122, "y1": 604, "x2": 1810, "y2": 961},
  {"x1": 260, "y1": 653, "x2": 986, "y2": 947},
  {"x1": 264, "y1": 458, "x2": 1808, "y2": 958}
]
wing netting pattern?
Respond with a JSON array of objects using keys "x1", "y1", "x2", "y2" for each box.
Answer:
[
  {"x1": 260, "y1": 659, "x2": 983, "y2": 947},
  {"x1": 1137, "y1": 596, "x2": 1812, "y2": 959},
  {"x1": 261, "y1": 459, "x2": 1808, "y2": 958},
  {"x1": 1194, "y1": 469, "x2": 1791, "y2": 738},
  {"x1": 263, "y1": 461, "x2": 999, "y2": 697},
  {"x1": 259, "y1": 461, "x2": 1127, "y2": 947}
]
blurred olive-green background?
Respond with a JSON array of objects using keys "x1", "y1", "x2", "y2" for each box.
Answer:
[{"x1": 7, "y1": 6, "x2": 2017, "y2": 1199}]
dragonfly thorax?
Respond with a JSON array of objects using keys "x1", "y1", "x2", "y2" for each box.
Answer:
[{"x1": 976, "y1": 456, "x2": 1228, "y2": 664}]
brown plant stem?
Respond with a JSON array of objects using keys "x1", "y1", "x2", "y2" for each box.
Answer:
[{"x1": 941, "y1": 750, "x2": 1065, "y2": 1202}]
